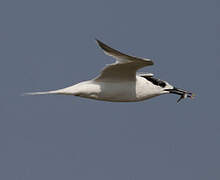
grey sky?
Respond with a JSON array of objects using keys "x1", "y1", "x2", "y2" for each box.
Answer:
[{"x1": 0, "y1": 0, "x2": 219, "y2": 179}]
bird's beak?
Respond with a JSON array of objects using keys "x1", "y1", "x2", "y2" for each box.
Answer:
[{"x1": 165, "y1": 87, "x2": 195, "y2": 103}]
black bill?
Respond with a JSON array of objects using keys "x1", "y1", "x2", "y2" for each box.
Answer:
[{"x1": 165, "y1": 87, "x2": 195, "y2": 103}]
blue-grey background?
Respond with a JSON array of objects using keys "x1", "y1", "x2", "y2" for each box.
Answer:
[{"x1": 0, "y1": 0, "x2": 219, "y2": 179}]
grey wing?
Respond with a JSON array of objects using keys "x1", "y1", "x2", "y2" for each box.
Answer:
[{"x1": 95, "y1": 40, "x2": 154, "y2": 81}]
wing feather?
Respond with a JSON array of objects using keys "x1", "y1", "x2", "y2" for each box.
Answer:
[{"x1": 95, "y1": 40, "x2": 154, "y2": 81}]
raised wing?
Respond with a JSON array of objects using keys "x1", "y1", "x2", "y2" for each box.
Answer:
[{"x1": 95, "y1": 40, "x2": 154, "y2": 81}]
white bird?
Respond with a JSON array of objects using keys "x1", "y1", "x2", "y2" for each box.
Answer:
[{"x1": 25, "y1": 40, "x2": 195, "y2": 102}]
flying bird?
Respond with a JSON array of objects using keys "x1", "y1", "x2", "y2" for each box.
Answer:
[{"x1": 25, "y1": 40, "x2": 195, "y2": 102}]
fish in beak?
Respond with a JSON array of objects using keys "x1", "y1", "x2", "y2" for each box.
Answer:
[{"x1": 165, "y1": 87, "x2": 195, "y2": 103}]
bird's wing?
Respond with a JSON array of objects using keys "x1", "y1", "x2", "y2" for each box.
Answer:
[{"x1": 94, "y1": 40, "x2": 154, "y2": 81}]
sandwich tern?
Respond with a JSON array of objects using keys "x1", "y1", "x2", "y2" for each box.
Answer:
[{"x1": 25, "y1": 40, "x2": 195, "y2": 102}]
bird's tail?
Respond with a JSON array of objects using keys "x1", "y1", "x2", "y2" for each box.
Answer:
[{"x1": 22, "y1": 90, "x2": 62, "y2": 96}]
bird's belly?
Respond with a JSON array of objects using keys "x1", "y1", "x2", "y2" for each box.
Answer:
[
  {"x1": 99, "y1": 89, "x2": 136, "y2": 102},
  {"x1": 90, "y1": 81, "x2": 141, "y2": 102},
  {"x1": 69, "y1": 81, "x2": 136, "y2": 102}
]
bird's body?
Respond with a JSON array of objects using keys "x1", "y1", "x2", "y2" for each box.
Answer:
[
  {"x1": 25, "y1": 40, "x2": 194, "y2": 102},
  {"x1": 34, "y1": 76, "x2": 169, "y2": 102}
]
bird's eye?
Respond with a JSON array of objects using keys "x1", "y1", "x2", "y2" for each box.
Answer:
[{"x1": 158, "y1": 81, "x2": 166, "y2": 88}]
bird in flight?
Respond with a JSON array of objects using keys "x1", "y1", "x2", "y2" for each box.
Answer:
[{"x1": 25, "y1": 39, "x2": 195, "y2": 103}]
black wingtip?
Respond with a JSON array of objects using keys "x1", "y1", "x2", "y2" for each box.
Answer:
[
  {"x1": 95, "y1": 38, "x2": 102, "y2": 44},
  {"x1": 95, "y1": 39, "x2": 105, "y2": 47},
  {"x1": 95, "y1": 39, "x2": 112, "y2": 53},
  {"x1": 95, "y1": 38, "x2": 102, "y2": 47}
]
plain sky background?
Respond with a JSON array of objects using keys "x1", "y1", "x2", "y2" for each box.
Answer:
[{"x1": 0, "y1": 0, "x2": 219, "y2": 180}]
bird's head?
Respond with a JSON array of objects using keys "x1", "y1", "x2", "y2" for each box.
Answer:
[{"x1": 141, "y1": 75, "x2": 195, "y2": 103}]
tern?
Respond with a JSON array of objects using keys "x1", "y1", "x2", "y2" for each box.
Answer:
[{"x1": 25, "y1": 40, "x2": 195, "y2": 102}]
